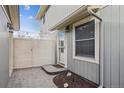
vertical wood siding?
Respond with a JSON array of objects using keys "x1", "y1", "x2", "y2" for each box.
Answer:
[
  {"x1": 100, "y1": 5, "x2": 124, "y2": 88},
  {"x1": 66, "y1": 5, "x2": 124, "y2": 87},
  {"x1": 120, "y1": 6, "x2": 124, "y2": 88},
  {"x1": 66, "y1": 30, "x2": 99, "y2": 84},
  {"x1": 100, "y1": 6, "x2": 112, "y2": 88},
  {"x1": 111, "y1": 6, "x2": 120, "y2": 88}
]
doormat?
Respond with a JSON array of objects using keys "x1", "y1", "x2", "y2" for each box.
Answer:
[
  {"x1": 52, "y1": 64, "x2": 64, "y2": 68},
  {"x1": 41, "y1": 64, "x2": 67, "y2": 75},
  {"x1": 53, "y1": 70, "x2": 99, "y2": 88}
]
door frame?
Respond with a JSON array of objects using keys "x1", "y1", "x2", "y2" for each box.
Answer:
[
  {"x1": 57, "y1": 31, "x2": 67, "y2": 67},
  {"x1": 64, "y1": 31, "x2": 67, "y2": 68}
]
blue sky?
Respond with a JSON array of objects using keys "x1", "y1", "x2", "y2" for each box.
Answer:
[{"x1": 20, "y1": 5, "x2": 41, "y2": 33}]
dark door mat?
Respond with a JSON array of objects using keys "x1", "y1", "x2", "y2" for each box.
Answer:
[
  {"x1": 52, "y1": 64, "x2": 64, "y2": 68},
  {"x1": 53, "y1": 70, "x2": 99, "y2": 88},
  {"x1": 41, "y1": 64, "x2": 67, "y2": 75}
]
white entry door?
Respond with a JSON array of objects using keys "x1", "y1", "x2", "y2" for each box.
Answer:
[
  {"x1": 59, "y1": 40, "x2": 64, "y2": 64},
  {"x1": 57, "y1": 32, "x2": 66, "y2": 66}
]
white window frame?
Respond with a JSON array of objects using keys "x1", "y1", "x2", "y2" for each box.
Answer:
[{"x1": 73, "y1": 16, "x2": 100, "y2": 64}]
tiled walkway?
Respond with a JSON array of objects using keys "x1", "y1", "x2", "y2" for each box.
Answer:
[{"x1": 7, "y1": 67, "x2": 57, "y2": 88}]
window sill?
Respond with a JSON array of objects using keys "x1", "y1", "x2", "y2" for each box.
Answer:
[{"x1": 73, "y1": 56, "x2": 99, "y2": 64}]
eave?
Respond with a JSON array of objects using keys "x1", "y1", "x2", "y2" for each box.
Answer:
[
  {"x1": 49, "y1": 5, "x2": 106, "y2": 31},
  {"x1": 3, "y1": 5, "x2": 20, "y2": 31},
  {"x1": 35, "y1": 5, "x2": 49, "y2": 20}
]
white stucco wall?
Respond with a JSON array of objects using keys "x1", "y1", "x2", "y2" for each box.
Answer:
[{"x1": 0, "y1": 6, "x2": 9, "y2": 87}]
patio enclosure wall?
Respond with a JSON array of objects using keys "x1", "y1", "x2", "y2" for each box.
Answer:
[
  {"x1": 13, "y1": 38, "x2": 56, "y2": 69},
  {"x1": 0, "y1": 6, "x2": 9, "y2": 87}
]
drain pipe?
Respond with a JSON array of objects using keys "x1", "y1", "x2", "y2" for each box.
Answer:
[{"x1": 88, "y1": 8, "x2": 103, "y2": 88}]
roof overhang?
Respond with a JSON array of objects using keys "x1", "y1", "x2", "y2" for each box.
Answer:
[
  {"x1": 8, "y1": 5, "x2": 20, "y2": 31},
  {"x1": 36, "y1": 5, "x2": 49, "y2": 20},
  {"x1": 49, "y1": 5, "x2": 105, "y2": 31},
  {"x1": 3, "y1": 5, "x2": 20, "y2": 31}
]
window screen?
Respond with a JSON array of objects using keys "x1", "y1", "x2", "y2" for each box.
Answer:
[{"x1": 75, "y1": 20, "x2": 95, "y2": 58}]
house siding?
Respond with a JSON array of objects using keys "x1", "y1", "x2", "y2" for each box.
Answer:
[
  {"x1": 65, "y1": 27, "x2": 99, "y2": 84},
  {"x1": 66, "y1": 5, "x2": 124, "y2": 87},
  {"x1": 43, "y1": 5, "x2": 100, "y2": 84},
  {"x1": 41, "y1": 5, "x2": 124, "y2": 87},
  {"x1": 0, "y1": 6, "x2": 9, "y2": 87},
  {"x1": 41, "y1": 5, "x2": 82, "y2": 33},
  {"x1": 120, "y1": 6, "x2": 124, "y2": 88},
  {"x1": 40, "y1": 5, "x2": 84, "y2": 66},
  {"x1": 100, "y1": 5, "x2": 124, "y2": 88}
]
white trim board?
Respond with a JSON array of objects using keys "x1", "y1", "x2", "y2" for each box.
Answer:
[{"x1": 1, "y1": 5, "x2": 11, "y2": 23}]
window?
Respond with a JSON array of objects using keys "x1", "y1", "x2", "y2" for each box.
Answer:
[
  {"x1": 43, "y1": 15, "x2": 45, "y2": 24},
  {"x1": 60, "y1": 41, "x2": 64, "y2": 53},
  {"x1": 61, "y1": 41, "x2": 64, "y2": 47},
  {"x1": 75, "y1": 20, "x2": 95, "y2": 58},
  {"x1": 73, "y1": 17, "x2": 99, "y2": 64},
  {"x1": 58, "y1": 32, "x2": 64, "y2": 53}
]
